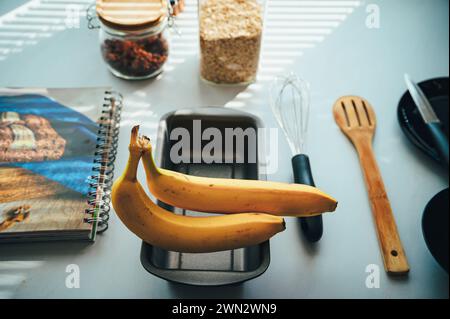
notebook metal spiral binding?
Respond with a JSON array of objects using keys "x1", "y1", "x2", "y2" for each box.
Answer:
[{"x1": 84, "y1": 90, "x2": 122, "y2": 236}]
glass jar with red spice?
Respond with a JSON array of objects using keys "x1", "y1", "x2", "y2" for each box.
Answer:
[{"x1": 94, "y1": 0, "x2": 170, "y2": 80}]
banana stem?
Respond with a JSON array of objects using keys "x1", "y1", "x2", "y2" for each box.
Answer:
[
  {"x1": 141, "y1": 138, "x2": 161, "y2": 178},
  {"x1": 124, "y1": 126, "x2": 142, "y2": 182},
  {"x1": 124, "y1": 152, "x2": 141, "y2": 182}
]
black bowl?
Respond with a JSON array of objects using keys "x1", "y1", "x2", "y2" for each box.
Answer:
[
  {"x1": 422, "y1": 188, "x2": 449, "y2": 273},
  {"x1": 398, "y1": 77, "x2": 449, "y2": 164}
]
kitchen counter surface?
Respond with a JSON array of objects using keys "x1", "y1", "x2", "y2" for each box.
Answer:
[{"x1": 0, "y1": 0, "x2": 448, "y2": 299}]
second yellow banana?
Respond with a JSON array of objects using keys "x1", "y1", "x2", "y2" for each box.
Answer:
[{"x1": 138, "y1": 129, "x2": 338, "y2": 217}]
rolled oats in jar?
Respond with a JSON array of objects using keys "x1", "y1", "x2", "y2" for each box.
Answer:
[{"x1": 199, "y1": 0, "x2": 265, "y2": 85}]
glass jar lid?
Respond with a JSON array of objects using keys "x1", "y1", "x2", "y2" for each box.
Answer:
[{"x1": 96, "y1": 0, "x2": 168, "y2": 31}]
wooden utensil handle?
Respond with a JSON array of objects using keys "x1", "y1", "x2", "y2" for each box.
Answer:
[{"x1": 355, "y1": 141, "x2": 410, "y2": 275}]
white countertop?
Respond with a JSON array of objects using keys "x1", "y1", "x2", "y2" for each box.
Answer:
[{"x1": 0, "y1": 0, "x2": 448, "y2": 298}]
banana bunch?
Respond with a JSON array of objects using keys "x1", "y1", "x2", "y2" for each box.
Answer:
[
  {"x1": 112, "y1": 126, "x2": 337, "y2": 253},
  {"x1": 111, "y1": 126, "x2": 286, "y2": 253}
]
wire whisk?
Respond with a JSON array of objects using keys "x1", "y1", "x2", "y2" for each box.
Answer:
[
  {"x1": 270, "y1": 72, "x2": 310, "y2": 156},
  {"x1": 270, "y1": 72, "x2": 323, "y2": 243}
]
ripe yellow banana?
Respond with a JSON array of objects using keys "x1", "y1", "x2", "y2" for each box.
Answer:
[
  {"x1": 138, "y1": 128, "x2": 338, "y2": 217},
  {"x1": 111, "y1": 126, "x2": 286, "y2": 253}
]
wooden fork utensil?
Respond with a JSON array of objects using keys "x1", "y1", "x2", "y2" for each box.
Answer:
[{"x1": 333, "y1": 96, "x2": 410, "y2": 275}]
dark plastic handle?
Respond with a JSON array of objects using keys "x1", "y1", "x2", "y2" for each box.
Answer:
[
  {"x1": 428, "y1": 122, "x2": 449, "y2": 168},
  {"x1": 292, "y1": 154, "x2": 323, "y2": 242}
]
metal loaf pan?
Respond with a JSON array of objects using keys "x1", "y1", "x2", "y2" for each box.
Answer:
[{"x1": 140, "y1": 107, "x2": 270, "y2": 286}]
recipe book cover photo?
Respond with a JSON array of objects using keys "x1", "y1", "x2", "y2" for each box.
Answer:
[{"x1": 0, "y1": 88, "x2": 117, "y2": 241}]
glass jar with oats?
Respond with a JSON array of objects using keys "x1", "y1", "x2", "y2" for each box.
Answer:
[{"x1": 198, "y1": 0, "x2": 265, "y2": 85}]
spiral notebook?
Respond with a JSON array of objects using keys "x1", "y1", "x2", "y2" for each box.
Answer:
[{"x1": 0, "y1": 87, "x2": 122, "y2": 242}]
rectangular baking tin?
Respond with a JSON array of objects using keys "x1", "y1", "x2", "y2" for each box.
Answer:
[{"x1": 140, "y1": 107, "x2": 270, "y2": 286}]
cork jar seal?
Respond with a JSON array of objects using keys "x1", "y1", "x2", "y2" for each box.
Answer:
[{"x1": 96, "y1": 0, "x2": 168, "y2": 31}]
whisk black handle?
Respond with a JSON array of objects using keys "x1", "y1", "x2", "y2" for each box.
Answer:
[{"x1": 292, "y1": 154, "x2": 323, "y2": 242}]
